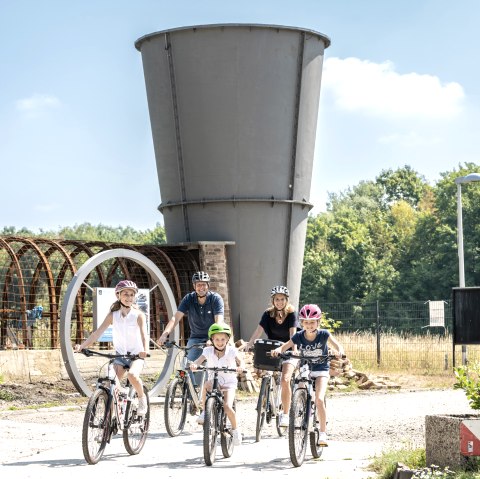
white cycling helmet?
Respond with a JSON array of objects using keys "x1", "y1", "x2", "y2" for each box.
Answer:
[
  {"x1": 271, "y1": 285, "x2": 289, "y2": 297},
  {"x1": 192, "y1": 271, "x2": 210, "y2": 284}
]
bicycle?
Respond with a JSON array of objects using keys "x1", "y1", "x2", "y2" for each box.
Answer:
[
  {"x1": 162, "y1": 341, "x2": 206, "y2": 436},
  {"x1": 195, "y1": 365, "x2": 243, "y2": 466},
  {"x1": 79, "y1": 348, "x2": 150, "y2": 464},
  {"x1": 252, "y1": 339, "x2": 291, "y2": 441},
  {"x1": 273, "y1": 350, "x2": 343, "y2": 467}
]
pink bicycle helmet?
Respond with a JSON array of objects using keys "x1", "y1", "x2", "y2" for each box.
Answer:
[
  {"x1": 299, "y1": 304, "x2": 322, "y2": 320},
  {"x1": 115, "y1": 280, "x2": 138, "y2": 294}
]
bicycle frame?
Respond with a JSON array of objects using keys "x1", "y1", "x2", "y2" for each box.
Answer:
[
  {"x1": 80, "y1": 348, "x2": 150, "y2": 464},
  {"x1": 162, "y1": 341, "x2": 206, "y2": 437},
  {"x1": 198, "y1": 365, "x2": 239, "y2": 466}
]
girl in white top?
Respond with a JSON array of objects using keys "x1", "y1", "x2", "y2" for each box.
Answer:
[
  {"x1": 190, "y1": 322, "x2": 245, "y2": 445},
  {"x1": 74, "y1": 280, "x2": 149, "y2": 415}
]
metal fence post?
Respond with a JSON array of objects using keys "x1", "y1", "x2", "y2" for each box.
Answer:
[{"x1": 376, "y1": 300, "x2": 381, "y2": 367}]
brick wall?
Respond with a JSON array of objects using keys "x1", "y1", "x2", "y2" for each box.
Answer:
[{"x1": 198, "y1": 241, "x2": 232, "y2": 328}]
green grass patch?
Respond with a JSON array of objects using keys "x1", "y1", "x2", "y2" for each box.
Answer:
[{"x1": 369, "y1": 444, "x2": 480, "y2": 478}]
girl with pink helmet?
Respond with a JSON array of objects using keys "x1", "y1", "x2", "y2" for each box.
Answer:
[
  {"x1": 74, "y1": 280, "x2": 149, "y2": 416},
  {"x1": 272, "y1": 303, "x2": 345, "y2": 447}
]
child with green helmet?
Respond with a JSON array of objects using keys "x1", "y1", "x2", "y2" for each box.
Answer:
[{"x1": 189, "y1": 322, "x2": 245, "y2": 445}]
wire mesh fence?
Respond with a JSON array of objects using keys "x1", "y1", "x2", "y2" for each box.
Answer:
[{"x1": 323, "y1": 300, "x2": 480, "y2": 372}]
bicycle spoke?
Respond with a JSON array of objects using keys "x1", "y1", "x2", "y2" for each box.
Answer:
[{"x1": 82, "y1": 389, "x2": 109, "y2": 464}]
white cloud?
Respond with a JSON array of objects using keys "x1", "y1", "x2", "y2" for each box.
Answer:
[
  {"x1": 16, "y1": 94, "x2": 61, "y2": 116},
  {"x1": 323, "y1": 57, "x2": 465, "y2": 119},
  {"x1": 377, "y1": 131, "x2": 442, "y2": 147},
  {"x1": 34, "y1": 203, "x2": 60, "y2": 212}
]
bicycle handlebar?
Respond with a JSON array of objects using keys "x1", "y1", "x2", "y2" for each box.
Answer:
[
  {"x1": 80, "y1": 348, "x2": 151, "y2": 359},
  {"x1": 267, "y1": 351, "x2": 346, "y2": 362},
  {"x1": 193, "y1": 365, "x2": 246, "y2": 374}
]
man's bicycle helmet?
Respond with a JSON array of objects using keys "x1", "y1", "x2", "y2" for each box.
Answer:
[
  {"x1": 208, "y1": 322, "x2": 232, "y2": 339},
  {"x1": 299, "y1": 304, "x2": 322, "y2": 320},
  {"x1": 192, "y1": 271, "x2": 210, "y2": 284},
  {"x1": 271, "y1": 285, "x2": 289, "y2": 297},
  {"x1": 115, "y1": 280, "x2": 138, "y2": 294}
]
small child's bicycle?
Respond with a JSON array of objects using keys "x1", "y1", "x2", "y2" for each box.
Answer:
[
  {"x1": 196, "y1": 365, "x2": 244, "y2": 466},
  {"x1": 80, "y1": 348, "x2": 150, "y2": 464}
]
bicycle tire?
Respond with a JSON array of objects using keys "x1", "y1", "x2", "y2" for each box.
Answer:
[
  {"x1": 203, "y1": 396, "x2": 219, "y2": 466},
  {"x1": 220, "y1": 400, "x2": 235, "y2": 457},
  {"x1": 82, "y1": 388, "x2": 110, "y2": 465},
  {"x1": 289, "y1": 387, "x2": 308, "y2": 467},
  {"x1": 309, "y1": 401, "x2": 323, "y2": 458},
  {"x1": 164, "y1": 377, "x2": 188, "y2": 437},
  {"x1": 274, "y1": 374, "x2": 288, "y2": 437},
  {"x1": 123, "y1": 385, "x2": 150, "y2": 455},
  {"x1": 255, "y1": 376, "x2": 269, "y2": 442}
]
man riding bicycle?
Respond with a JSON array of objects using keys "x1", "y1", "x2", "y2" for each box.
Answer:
[{"x1": 158, "y1": 271, "x2": 224, "y2": 384}]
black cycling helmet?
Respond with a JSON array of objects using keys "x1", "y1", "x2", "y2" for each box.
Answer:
[{"x1": 192, "y1": 271, "x2": 210, "y2": 284}]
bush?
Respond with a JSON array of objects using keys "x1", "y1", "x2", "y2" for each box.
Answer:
[{"x1": 454, "y1": 363, "x2": 480, "y2": 410}]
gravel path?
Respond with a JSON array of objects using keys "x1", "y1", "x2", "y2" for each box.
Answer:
[{"x1": 1, "y1": 387, "x2": 477, "y2": 464}]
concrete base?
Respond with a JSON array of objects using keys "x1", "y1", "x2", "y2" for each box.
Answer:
[{"x1": 425, "y1": 414, "x2": 480, "y2": 470}]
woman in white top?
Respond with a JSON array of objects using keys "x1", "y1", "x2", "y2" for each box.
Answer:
[{"x1": 75, "y1": 280, "x2": 149, "y2": 415}]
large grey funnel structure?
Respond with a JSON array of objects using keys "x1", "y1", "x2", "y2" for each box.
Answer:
[{"x1": 135, "y1": 24, "x2": 330, "y2": 338}]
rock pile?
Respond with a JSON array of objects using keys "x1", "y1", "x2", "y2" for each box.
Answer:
[{"x1": 235, "y1": 339, "x2": 401, "y2": 392}]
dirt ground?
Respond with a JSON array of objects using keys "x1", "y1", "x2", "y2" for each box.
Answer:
[{"x1": 0, "y1": 371, "x2": 457, "y2": 412}]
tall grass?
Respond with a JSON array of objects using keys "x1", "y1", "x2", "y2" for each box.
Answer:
[{"x1": 336, "y1": 331, "x2": 480, "y2": 374}]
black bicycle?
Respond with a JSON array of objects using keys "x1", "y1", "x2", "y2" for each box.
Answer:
[
  {"x1": 80, "y1": 349, "x2": 150, "y2": 464},
  {"x1": 162, "y1": 341, "x2": 206, "y2": 436},
  {"x1": 253, "y1": 339, "x2": 297, "y2": 441},
  {"x1": 194, "y1": 365, "x2": 242, "y2": 466},
  {"x1": 273, "y1": 350, "x2": 342, "y2": 467}
]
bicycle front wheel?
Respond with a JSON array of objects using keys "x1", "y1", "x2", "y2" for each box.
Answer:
[
  {"x1": 274, "y1": 375, "x2": 287, "y2": 437},
  {"x1": 82, "y1": 388, "x2": 110, "y2": 465},
  {"x1": 203, "y1": 397, "x2": 219, "y2": 466},
  {"x1": 123, "y1": 385, "x2": 150, "y2": 455},
  {"x1": 289, "y1": 388, "x2": 308, "y2": 467},
  {"x1": 309, "y1": 401, "x2": 323, "y2": 459},
  {"x1": 164, "y1": 377, "x2": 188, "y2": 436},
  {"x1": 255, "y1": 376, "x2": 269, "y2": 442},
  {"x1": 220, "y1": 400, "x2": 235, "y2": 457}
]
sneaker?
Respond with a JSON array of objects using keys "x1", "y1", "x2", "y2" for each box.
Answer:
[
  {"x1": 196, "y1": 411, "x2": 205, "y2": 425},
  {"x1": 279, "y1": 412, "x2": 289, "y2": 428},
  {"x1": 317, "y1": 431, "x2": 328, "y2": 447},
  {"x1": 232, "y1": 428, "x2": 242, "y2": 446},
  {"x1": 137, "y1": 396, "x2": 148, "y2": 416}
]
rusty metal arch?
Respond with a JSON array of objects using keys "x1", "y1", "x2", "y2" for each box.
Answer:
[{"x1": 0, "y1": 238, "x2": 28, "y2": 346}]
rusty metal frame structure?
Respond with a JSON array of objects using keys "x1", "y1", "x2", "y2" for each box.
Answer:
[{"x1": 0, "y1": 236, "x2": 200, "y2": 350}]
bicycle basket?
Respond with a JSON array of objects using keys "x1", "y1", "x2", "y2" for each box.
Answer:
[{"x1": 253, "y1": 339, "x2": 283, "y2": 371}]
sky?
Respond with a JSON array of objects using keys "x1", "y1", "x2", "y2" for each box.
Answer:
[{"x1": 1, "y1": 0, "x2": 480, "y2": 233}]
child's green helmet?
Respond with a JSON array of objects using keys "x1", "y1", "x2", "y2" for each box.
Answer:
[{"x1": 208, "y1": 322, "x2": 232, "y2": 339}]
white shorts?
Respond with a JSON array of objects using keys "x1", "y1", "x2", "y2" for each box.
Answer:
[{"x1": 309, "y1": 370, "x2": 330, "y2": 379}]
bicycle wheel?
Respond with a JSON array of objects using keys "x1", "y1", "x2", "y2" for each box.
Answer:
[
  {"x1": 221, "y1": 400, "x2": 235, "y2": 458},
  {"x1": 203, "y1": 396, "x2": 219, "y2": 466},
  {"x1": 82, "y1": 388, "x2": 110, "y2": 465},
  {"x1": 289, "y1": 387, "x2": 308, "y2": 467},
  {"x1": 274, "y1": 374, "x2": 287, "y2": 437},
  {"x1": 309, "y1": 402, "x2": 323, "y2": 458},
  {"x1": 123, "y1": 385, "x2": 150, "y2": 455},
  {"x1": 255, "y1": 376, "x2": 269, "y2": 442},
  {"x1": 164, "y1": 377, "x2": 188, "y2": 437}
]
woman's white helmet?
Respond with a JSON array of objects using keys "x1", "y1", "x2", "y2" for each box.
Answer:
[{"x1": 270, "y1": 285, "x2": 289, "y2": 297}]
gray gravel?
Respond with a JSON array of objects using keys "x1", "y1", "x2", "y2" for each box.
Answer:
[{"x1": 1, "y1": 387, "x2": 477, "y2": 464}]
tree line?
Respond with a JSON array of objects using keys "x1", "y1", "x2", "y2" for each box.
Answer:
[{"x1": 2, "y1": 162, "x2": 479, "y2": 304}]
